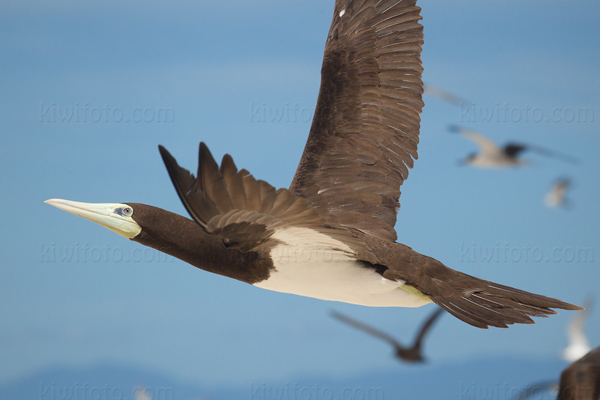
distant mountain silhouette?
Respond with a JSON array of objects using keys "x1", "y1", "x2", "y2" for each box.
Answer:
[{"x1": 1, "y1": 357, "x2": 568, "y2": 400}]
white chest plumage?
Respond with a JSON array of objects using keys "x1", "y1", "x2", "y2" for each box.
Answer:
[
  {"x1": 471, "y1": 152, "x2": 524, "y2": 168},
  {"x1": 253, "y1": 227, "x2": 431, "y2": 308}
]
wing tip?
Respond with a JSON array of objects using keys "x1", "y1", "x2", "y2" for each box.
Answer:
[
  {"x1": 158, "y1": 144, "x2": 184, "y2": 180},
  {"x1": 158, "y1": 144, "x2": 171, "y2": 161},
  {"x1": 198, "y1": 141, "x2": 214, "y2": 162}
]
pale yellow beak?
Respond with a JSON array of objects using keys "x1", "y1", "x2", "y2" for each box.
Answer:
[{"x1": 45, "y1": 199, "x2": 142, "y2": 239}]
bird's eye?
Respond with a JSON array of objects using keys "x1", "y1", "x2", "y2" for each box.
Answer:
[{"x1": 121, "y1": 207, "x2": 133, "y2": 217}]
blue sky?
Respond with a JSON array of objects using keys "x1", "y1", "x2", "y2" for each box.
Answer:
[{"x1": 1, "y1": 0, "x2": 599, "y2": 389}]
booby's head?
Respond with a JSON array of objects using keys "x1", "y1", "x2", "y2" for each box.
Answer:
[{"x1": 45, "y1": 199, "x2": 142, "y2": 239}]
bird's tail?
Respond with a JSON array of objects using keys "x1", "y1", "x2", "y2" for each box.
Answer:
[
  {"x1": 388, "y1": 247, "x2": 583, "y2": 329},
  {"x1": 431, "y1": 274, "x2": 582, "y2": 329}
]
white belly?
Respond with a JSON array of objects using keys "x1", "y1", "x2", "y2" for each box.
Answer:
[
  {"x1": 471, "y1": 153, "x2": 523, "y2": 168},
  {"x1": 254, "y1": 227, "x2": 431, "y2": 308}
]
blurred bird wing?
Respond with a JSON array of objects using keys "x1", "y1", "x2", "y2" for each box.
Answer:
[
  {"x1": 332, "y1": 311, "x2": 404, "y2": 350},
  {"x1": 449, "y1": 125, "x2": 503, "y2": 157},
  {"x1": 566, "y1": 299, "x2": 592, "y2": 351},
  {"x1": 524, "y1": 144, "x2": 580, "y2": 165},
  {"x1": 159, "y1": 143, "x2": 368, "y2": 253},
  {"x1": 412, "y1": 307, "x2": 444, "y2": 348},
  {"x1": 460, "y1": 129, "x2": 503, "y2": 157},
  {"x1": 424, "y1": 84, "x2": 468, "y2": 106}
]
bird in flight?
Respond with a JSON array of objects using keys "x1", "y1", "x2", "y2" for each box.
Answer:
[
  {"x1": 545, "y1": 178, "x2": 573, "y2": 209},
  {"x1": 557, "y1": 346, "x2": 600, "y2": 400},
  {"x1": 513, "y1": 298, "x2": 593, "y2": 399},
  {"x1": 332, "y1": 308, "x2": 444, "y2": 363},
  {"x1": 448, "y1": 125, "x2": 579, "y2": 168},
  {"x1": 424, "y1": 84, "x2": 469, "y2": 106},
  {"x1": 134, "y1": 388, "x2": 152, "y2": 400},
  {"x1": 46, "y1": 0, "x2": 581, "y2": 328},
  {"x1": 563, "y1": 298, "x2": 593, "y2": 363}
]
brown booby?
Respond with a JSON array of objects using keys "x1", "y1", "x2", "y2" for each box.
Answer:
[
  {"x1": 332, "y1": 308, "x2": 444, "y2": 363},
  {"x1": 46, "y1": 0, "x2": 581, "y2": 328}
]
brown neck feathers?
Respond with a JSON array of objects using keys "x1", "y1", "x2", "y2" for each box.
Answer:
[{"x1": 127, "y1": 203, "x2": 272, "y2": 284}]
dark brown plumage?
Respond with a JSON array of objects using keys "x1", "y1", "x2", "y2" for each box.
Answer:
[
  {"x1": 46, "y1": 0, "x2": 582, "y2": 329},
  {"x1": 558, "y1": 346, "x2": 600, "y2": 400},
  {"x1": 126, "y1": 202, "x2": 273, "y2": 284},
  {"x1": 332, "y1": 308, "x2": 444, "y2": 363},
  {"x1": 290, "y1": 0, "x2": 424, "y2": 242}
]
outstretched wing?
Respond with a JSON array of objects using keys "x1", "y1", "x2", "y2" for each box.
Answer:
[
  {"x1": 448, "y1": 125, "x2": 504, "y2": 157},
  {"x1": 290, "y1": 0, "x2": 424, "y2": 242},
  {"x1": 331, "y1": 311, "x2": 405, "y2": 350},
  {"x1": 159, "y1": 143, "x2": 368, "y2": 254},
  {"x1": 513, "y1": 143, "x2": 580, "y2": 165},
  {"x1": 412, "y1": 307, "x2": 444, "y2": 350},
  {"x1": 424, "y1": 84, "x2": 468, "y2": 106}
]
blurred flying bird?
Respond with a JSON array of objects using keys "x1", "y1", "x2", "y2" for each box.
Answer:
[
  {"x1": 424, "y1": 84, "x2": 469, "y2": 106},
  {"x1": 134, "y1": 388, "x2": 151, "y2": 400},
  {"x1": 563, "y1": 298, "x2": 593, "y2": 363},
  {"x1": 558, "y1": 346, "x2": 600, "y2": 400},
  {"x1": 332, "y1": 308, "x2": 444, "y2": 363},
  {"x1": 545, "y1": 178, "x2": 573, "y2": 209},
  {"x1": 46, "y1": 0, "x2": 581, "y2": 329},
  {"x1": 515, "y1": 298, "x2": 593, "y2": 398},
  {"x1": 448, "y1": 125, "x2": 579, "y2": 168}
]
